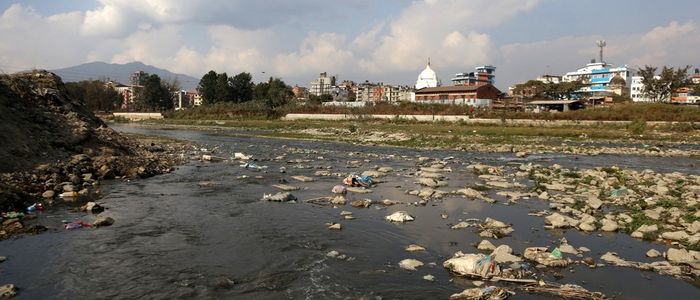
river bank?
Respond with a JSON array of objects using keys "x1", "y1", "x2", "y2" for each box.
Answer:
[{"x1": 122, "y1": 118, "x2": 700, "y2": 158}]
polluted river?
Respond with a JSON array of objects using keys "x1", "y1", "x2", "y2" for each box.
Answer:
[{"x1": 1, "y1": 124, "x2": 699, "y2": 299}]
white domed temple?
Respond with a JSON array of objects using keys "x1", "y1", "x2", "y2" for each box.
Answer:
[{"x1": 415, "y1": 58, "x2": 439, "y2": 90}]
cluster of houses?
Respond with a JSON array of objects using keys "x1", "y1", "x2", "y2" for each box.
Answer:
[
  {"x1": 107, "y1": 71, "x2": 202, "y2": 111},
  {"x1": 105, "y1": 42, "x2": 698, "y2": 112}
]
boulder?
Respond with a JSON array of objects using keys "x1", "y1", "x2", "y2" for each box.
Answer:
[
  {"x1": 405, "y1": 244, "x2": 426, "y2": 252},
  {"x1": 558, "y1": 243, "x2": 579, "y2": 255},
  {"x1": 545, "y1": 213, "x2": 579, "y2": 228},
  {"x1": 666, "y1": 248, "x2": 693, "y2": 264},
  {"x1": 0, "y1": 284, "x2": 17, "y2": 298},
  {"x1": 477, "y1": 240, "x2": 496, "y2": 251},
  {"x1": 491, "y1": 245, "x2": 522, "y2": 263},
  {"x1": 42, "y1": 190, "x2": 55, "y2": 199},
  {"x1": 330, "y1": 195, "x2": 347, "y2": 205},
  {"x1": 586, "y1": 197, "x2": 603, "y2": 210},
  {"x1": 600, "y1": 219, "x2": 619, "y2": 232},
  {"x1": 523, "y1": 247, "x2": 569, "y2": 267},
  {"x1": 328, "y1": 223, "x2": 342, "y2": 230},
  {"x1": 93, "y1": 216, "x2": 114, "y2": 227},
  {"x1": 385, "y1": 211, "x2": 414, "y2": 223},
  {"x1": 578, "y1": 222, "x2": 596, "y2": 232},
  {"x1": 646, "y1": 249, "x2": 662, "y2": 258},
  {"x1": 661, "y1": 231, "x2": 690, "y2": 242},
  {"x1": 399, "y1": 258, "x2": 424, "y2": 271},
  {"x1": 636, "y1": 224, "x2": 659, "y2": 234},
  {"x1": 350, "y1": 199, "x2": 371, "y2": 208}
]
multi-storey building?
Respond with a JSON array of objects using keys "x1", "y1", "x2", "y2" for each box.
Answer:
[
  {"x1": 451, "y1": 66, "x2": 496, "y2": 86},
  {"x1": 309, "y1": 72, "x2": 336, "y2": 96},
  {"x1": 562, "y1": 61, "x2": 634, "y2": 97}
]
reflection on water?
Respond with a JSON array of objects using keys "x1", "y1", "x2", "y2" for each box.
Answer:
[{"x1": 0, "y1": 124, "x2": 698, "y2": 299}]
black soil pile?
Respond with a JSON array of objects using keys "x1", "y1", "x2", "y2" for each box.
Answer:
[{"x1": 0, "y1": 70, "x2": 187, "y2": 217}]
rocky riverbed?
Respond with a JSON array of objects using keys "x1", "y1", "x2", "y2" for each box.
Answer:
[{"x1": 2, "y1": 125, "x2": 694, "y2": 299}]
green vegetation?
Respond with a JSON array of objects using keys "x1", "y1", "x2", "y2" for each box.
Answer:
[
  {"x1": 637, "y1": 65, "x2": 691, "y2": 103},
  {"x1": 65, "y1": 80, "x2": 121, "y2": 111}
]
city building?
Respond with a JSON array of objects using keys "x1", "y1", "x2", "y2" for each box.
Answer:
[
  {"x1": 130, "y1": 71, "x2": 148, "y2": 87},
  {"x1": 672, "y1": 87, "x2": 700, "y2": 104},
  {"x1": 413, "y1": 84, "x2": 501, "y2": 107},
  {"x1": 309, "y1": 72, "x2": 336, "y2": 96},
  {"x1": 415, "y1": 58, "x2": 439, "y2": 90},
  {"x1": 562, "y1": 60, "x2": 634, "y2": 97},
  {"x1": 535, "y1": 74, "x2": 562, "y2": 84},
  {"x1": 292, "y1": 85, "x2": 309, "y2": 100},
  {"x1": 630, "y1": 75, "x2": 658, "y2": 102},
  {"x1": 691, "y1": 68, "x2": 700, "y2": 84},
  {"x1": 451, "y1": 65, "x2": 496, "y2": 86}
]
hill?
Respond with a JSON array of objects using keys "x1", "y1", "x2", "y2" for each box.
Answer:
[{"x1": 51, "y1": 61, "x2": 199, "y2": 90}]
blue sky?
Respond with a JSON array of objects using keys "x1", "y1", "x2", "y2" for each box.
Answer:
[{"x1": 1, "y1": 0, "x2": 699, "y2": 89}]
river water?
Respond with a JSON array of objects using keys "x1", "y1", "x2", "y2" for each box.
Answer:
[{"x1": 1, "y1": 125, "x2": 698, "y2": 299}]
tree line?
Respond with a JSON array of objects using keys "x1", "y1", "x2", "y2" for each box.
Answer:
[
  {"x1": 65, "y1": 74, "x2": 178, "y2": 111},
  {"x1": 196, "y1": 70, "x2": 293, "y2": 109}
]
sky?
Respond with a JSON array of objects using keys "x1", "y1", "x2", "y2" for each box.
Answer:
[{"x1": 1, "y1": 0, "x2": 699, "y2": 90}]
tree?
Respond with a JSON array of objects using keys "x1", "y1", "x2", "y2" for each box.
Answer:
[
  {"x1": 638, "y1": 65, "x2": 691, "y2": 102},
  {"x1": 137, "y1": 74, "x2": 172, "y2": 111},
  {"x1": 229, "y1": 72, "x2": 254, "y2": 103},
  {"x1": 512, "y1": 80, "x2": 583, "y2": 100},
  {"x1": 319, "y1": 94, "x2": 333, "y2": 102},
  {"x1": 693, "y1": 84, "x2": 700, "y2": 97},
  {"x1": 253, "y1": 77, "x2": 293, "y2": 116},
  {"x1": 65, "y1": 80, "x2": 121, "y2": 111},
  {"x1": 198, "y1": 71, "x2": 220, "y2": 104}
]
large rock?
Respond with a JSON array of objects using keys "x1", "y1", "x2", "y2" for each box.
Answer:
[
  {"x1": 545, "y1": 213, "x2": 579, "y2": 228},
  {"x1": 586, "y1": 197, "x2": 603, "y2": 210},
  {"x1": 0, "y1": 284, "x2": 17, "y2": 298},
  {"x1": 646, "y1": 249, "x2": 662, "y2": 258},
  {"x1": 385, "y1": 211, "x2": 414, "y2": 223},
  {"x1": 399, "y1": 258, "x2": 424, "y2": 271},
  {"x1": 661, "y1": 231, "x2": 690, "y2": 242},
  {"x1": 491, "y1": 245, "x2": 522, "y2": 263},
  {"x1": 637, "y1": 224, "x2": 658, "y2": 234},
  {"x1": 93, "y1": 216, "x2": 114, "y2": 227},
  {"x1": 666, "y1": 248, "x2": 693, "y2": 264},
  {"x1": 477, "y1": 240, "x2": 496, "y2": 251},
  {"x1": 600, "y1": 219, "x2": 619, "y2": 232}
]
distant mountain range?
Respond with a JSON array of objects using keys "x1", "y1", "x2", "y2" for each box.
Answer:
[{"x1": 51, "y1": 61, "x2": 199, "y2": 90}]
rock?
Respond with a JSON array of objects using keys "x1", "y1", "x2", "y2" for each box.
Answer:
[
  {"x1": 545, "y1": 213, "x2": 579, "y2": 228},
  {"x1": 330, "y1": 195, "x2": 347, "y2": 205},
  {"x1": 328, "y1": 223, "x2": 342, "y2": 230},
  {"x1": 398, "y1": 258, "x2": 424, "y2": 271},
  {"x1": 515, "y1": 151, "x2": 528, "y2": 158},
  {"x1": 485, "y1": 181, "x2": 514, "y2": 189},
  {"x1": 262, "y1": 192, "x2": 297, "y2": 202},
  {"x1": 380, "y1": 199, "x2": 399, "y2": 206},
  {"x1": 451, "y1": 222, "x2": 471, "y2": 229},
  {"x1": 582, "y1": 257, "x2": 595, "y2": 266},
  {"x1": 346, "y1": 187, "x2": 373, "y2": 194},
  {"x1": 661, "y1": 231, "x2": 689, "y2": 242},
  {"x1": 272, "y1": 184, "x2": 299, "y2": 191},
  {"x1": 93, "y1": 216, "x2": 114, "y2": 227},
  {"x1": 63, "y1": 184, "x2": 75, "y2": 192},
  {"x1": 422, "y1": 274, "x2": 436, "y2": 281},
  {"x1": 326, "y1": 250, "x2": 340, "y2": 258},
  {"x1": 666, "y1": 248, "x2": 693, "y2": 264},
  {"x1": 42, "y1": 190, "x2": 55, "y2": 199},
  {"x1": 578, "y1": 222, "x2": 596, "y2": 232},
  {"x1": 80, "y1": 202, "x2": 104, "y2": 213},
  {"x1": 636, "y1": 224, "x2": 659, "y2": 234},
  {"x1": 377, "y1": 167, "x2": 393, "y2": 173},
  {"x1": 416, "y1": 178, "x2": 446, "y2": 188},
  {"x1": 362, "y1": 170, "x2": 385, "y2": 178},
  {"x1": 538, "y1": 191, "x2": 550, "y2": 200},
  {"x1": 477, "y1": 240, "x2": 496, "y2": 251},
  {"x1": 405, "y1": 244, "x2": 426, "y2": 252},
  {"x1": 644, "y1": 208, "x2": 664, "y2": 220},
  {"x1": 523, "y1": 247, "x2": 569, "y2": 267},
  {"x1": 472, "y1": 280, "x2": 485, "y2": 287},
  {"x1": 0, "y1": 284, "x2": 17, "y2": 298},
  {"x1": 331, "y1": 185, "x2": 347, "y2": 194},
  {"x1": 646, "y1": 249, "x2": 662, "y2": 258},
  {"x1": 350, "y1": 199, "x2": 371, "y2": 208},
  {"x1": 631, "y1": 231, "x2": 644, "y2": 238},
  {"x1": 558, "y1": 244, "x2": 579, "y2": 255},
  {"x1": 586, "y1": 197, "x2": 603, "y2": 210},
  {"x1": 600, "y1": 219, "x2": 619, "y2": 232},
  {"x1": 291, "y1": 175, "x2": 314, "y2": 182},
  {"x1": 385, "y1": 211, "x2": 414, "y2": 223},
  {"x1": 491, "y1": 245, "x2": 522, "y2": 263},
  {"x1": 340, "y1": 210, "x2": 353, "y2": 216}
]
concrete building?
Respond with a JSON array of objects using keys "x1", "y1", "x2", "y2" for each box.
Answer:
[
  {"x1": 691, "y1": 69, "x2": 700, "y2": 84},
  {"x1": 309, "y1": 72, "x2": 336, "y2": 96},
  {"x1": 415, "y1": 59, "x2": 439, "y2": 90},
  {"x1": 292, "y1": 85, "x2": 309, "y2": 100},
  {"x1": 630, "y1": 75, "x2": 657, "y2": 102},
  {"x1": 451, "y1": 65, "x2": 496, "y2": 86},
  {"x1": 562, "y1": 61, "x2": 634, "y2": 97},
  {"x1": 413, "y1": 84, "x2": 501, "y2": 107},
  {"x1": 672, "y1": 87, "x2": 700, "y2": 104},
  {"x1": 535, "y1": 75, "x2": 562, "y2": 84},
  {"x1": 130, "y1": 71, "x2": 148, "y2": 87}
]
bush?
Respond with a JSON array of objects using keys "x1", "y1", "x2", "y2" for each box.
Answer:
[{"x1": 628, "y1": 118, "x2": 646, "y2": 135}]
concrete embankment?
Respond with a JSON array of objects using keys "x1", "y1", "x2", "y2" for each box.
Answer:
[
  {"x1": 113, "y1": 112, "x2": 164, "y2": 121},
  {"x1": 282, "y1": 113, "x2": 680, "y2": 127}
]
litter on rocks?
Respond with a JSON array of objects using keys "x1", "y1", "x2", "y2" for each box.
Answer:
[
  {"x1": 343, "y1": 174, "x2": 373, "y2": 187},
  {"x1": 449, "y1": 286, "x2": 513, "y2": 300}
]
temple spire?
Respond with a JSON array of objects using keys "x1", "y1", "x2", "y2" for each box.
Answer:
[{"x1": 427, "y1": 57, "x2": 431, "y2": 66}]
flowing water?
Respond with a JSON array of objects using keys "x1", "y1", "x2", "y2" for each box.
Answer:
[{"x1": 1, "y1": 125, "x2": 698, "y2": 299}]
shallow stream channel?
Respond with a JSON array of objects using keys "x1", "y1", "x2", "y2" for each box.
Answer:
[{"x1": 1, "y1": 124, "x2": 699, "y2": 299}]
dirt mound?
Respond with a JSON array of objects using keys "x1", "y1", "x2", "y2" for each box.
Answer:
[{"x1": 0, "y1": 70, "x2": 186, "y2": 212}]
